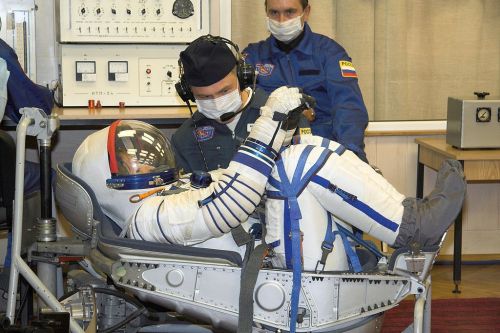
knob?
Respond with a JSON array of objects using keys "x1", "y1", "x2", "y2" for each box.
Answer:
[
  {"x1": 126, "y1": 9, "x2": 131, "y2": 15},
  {"x1": 96, "y1": 8, "x2": 101, "y2": 15},
  {"x1": 111, "y1": 8, "x2": 116, "y2": 14},
  {"x1": 81, "y1": 7, "x2": 86, "y2": 14},
  {"x1": 167, "y1": 71, "x2": 172, "y2": 78},
  {"x1": 474, "y1": 92, "x2": 490, "y2": 100},
  {"x1": 156, "y1": 9, "x2": 161, "y2": 15},
  {"x1": 190, "y1": 171, "x2": 213, "y2": 189},
  {"x1": 141, "y1": 8, "x2": 146, "y2": 15},
  {"x1": 146, "y1": 68, "x2": 151, "y2": 75}
]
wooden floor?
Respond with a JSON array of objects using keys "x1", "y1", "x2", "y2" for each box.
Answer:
[{"x1": 430, "y1": 263, "x2": 500, "y2": 299}]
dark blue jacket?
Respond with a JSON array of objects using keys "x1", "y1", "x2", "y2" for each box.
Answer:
[
  {"x1": 172, "y1": 88, "x2": 268, "y2": 174},
  {"x1": 0, "y1": 38, "x2": 53, "y2": 123},
  {"x1": 243, "y1": 23, "x2": 368, "y2": 162}
]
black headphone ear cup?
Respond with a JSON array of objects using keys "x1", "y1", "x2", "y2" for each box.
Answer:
[
  {"x1": 175, "y1": 76, "x2": 195, "y2": 103},
  {"x1": 237, "y1": 60, "x2": 255, "y2": 88}
]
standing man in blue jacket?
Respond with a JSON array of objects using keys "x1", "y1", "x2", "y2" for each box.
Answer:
[{"x1": 243, "y1": 0, "x2": 369, "y2": 162}]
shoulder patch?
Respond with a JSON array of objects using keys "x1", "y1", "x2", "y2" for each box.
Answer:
[
  {"x1": 339, "y1": 60, "x2": 358, "y2": 78},
  {"x1": 256, "y1": 63, "x2": 275, "y2": 76},
  {"x1": 193, "y1": 126, "x2": 215, "y2": 142}
]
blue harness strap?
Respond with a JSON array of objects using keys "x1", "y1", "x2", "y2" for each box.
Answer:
[
  {"x1": 266, "y1": 145, "x2": 333, "y2": 333},
  {"x1": 315, "y1": 213, "x2": 340, "y2": 273},
  {"x1": 336, "y1": 224, "x2": 363, "y2": 273},
  {"x1": 336, "y1": 222, "x2": 384, "y2": 260},
  {"x1": 310, "y1": 175, "x2": 400, "y2": 232}
]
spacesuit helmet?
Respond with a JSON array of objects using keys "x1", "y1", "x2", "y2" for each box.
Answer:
[{"x1": 106, "y1": 120, "x2": 178, "y2": 190}]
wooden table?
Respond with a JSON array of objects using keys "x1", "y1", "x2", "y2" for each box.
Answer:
[{"x1": 415, "y1": 138, "x2": 500, "y2": 293}]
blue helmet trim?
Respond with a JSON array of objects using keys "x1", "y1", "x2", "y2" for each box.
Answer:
[{"x1": 106, "y1": 169, "x2": 177, "y2": 190}]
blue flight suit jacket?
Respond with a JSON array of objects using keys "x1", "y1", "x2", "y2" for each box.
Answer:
[
  {"x1": 0, "y1": 38, "x2": 53, "y2": 123},
  {"x1": 172, "y1": 88, "x2": 268, "y2": 174},
  {"x1": 243, "y1": 23, "x2": 369, "y2": 162}
]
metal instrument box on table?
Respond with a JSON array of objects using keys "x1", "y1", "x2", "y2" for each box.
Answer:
[{"x1": 446, "y1": 95, "x2": 500, "y2": 149}]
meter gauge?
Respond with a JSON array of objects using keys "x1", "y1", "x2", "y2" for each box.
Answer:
[
  {"x1": 172, "y1": 0, "x2": 194, "y2": 19},
  {"x1": 75, "y1": 61, "x2": 96, "y2": 82},
  {"x1": 476, "y1": 107, "x2": 492, "y2": 123},
  {"x1": 108, "y1": 61, "x2": 129, "y2": 82}
]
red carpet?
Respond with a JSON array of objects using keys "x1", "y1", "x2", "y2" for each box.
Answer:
[{"x1": 381, "y1": 298, "x2": 500, "y2": 333}]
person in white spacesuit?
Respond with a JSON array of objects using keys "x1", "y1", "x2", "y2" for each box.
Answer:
[
  {"x1": 73, "y1": 88, "x2": 466, "y2": 276},
  {"x1": 73, "y1": 86, "x2": 308, "y2": 256}
]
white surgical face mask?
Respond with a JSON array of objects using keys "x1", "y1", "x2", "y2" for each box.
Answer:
[
  {"x1": 195, "y1": 88, "x2": 243, "y2": 121},
  {"x1": 266, "y1": 14, "x2": 304, "y2": 42}
]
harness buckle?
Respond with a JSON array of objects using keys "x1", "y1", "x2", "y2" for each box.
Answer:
[
  {"x1": 321, "y1": 241, "x2": 334, "y2": 252},
  {"x1": 314, "y1": 260, "x2": 325, "y2": 274},
  {"x1": 315, "y1": 241, "x2": 334, "y2": 274}
]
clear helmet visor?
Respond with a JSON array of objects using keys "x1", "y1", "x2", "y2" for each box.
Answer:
[{"x1": 107, "y1": 120, "x2": 177, "y2": 189}]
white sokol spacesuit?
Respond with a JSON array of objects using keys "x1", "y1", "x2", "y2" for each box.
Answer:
[{"x1": 73, "y1": 86, "x2": 466, "y2": 272}]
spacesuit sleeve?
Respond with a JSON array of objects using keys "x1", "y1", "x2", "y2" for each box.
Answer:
[
  {"x1": 324, "y1": 49, "x2": 369, "y2": 163},
  {"x1": 127, "y1": 88, "x2": 303, "y2": 245}
]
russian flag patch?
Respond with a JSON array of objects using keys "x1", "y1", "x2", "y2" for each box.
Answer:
[{"x1": 339, "y1": 60, "x2": 357, "y2": 78}]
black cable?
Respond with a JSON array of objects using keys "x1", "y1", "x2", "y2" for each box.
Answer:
[
  {"x1": 51, "y1": 82, "x2": 63, "y2": 108},
  {"x1": 186, "y1": 101, "x2": 209, "y2": 172}
]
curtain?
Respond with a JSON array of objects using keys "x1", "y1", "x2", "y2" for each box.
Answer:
[{"x1": 232, "y1": 0, "x2": 500, "y2": 121}]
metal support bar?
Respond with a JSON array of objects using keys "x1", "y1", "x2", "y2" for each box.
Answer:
[
  {"x1": 6, "y1": 116, "x2": 32, "y2": 322},
  {"x1": 5, "y1": 109, "x2": 84, "y2": 333},
  {"x1": 412, "y1": 276, "x2": 432, "y2": 333}
]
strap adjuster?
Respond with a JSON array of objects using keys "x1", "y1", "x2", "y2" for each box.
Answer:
[
  {"x1": 315, "y1": 241, "x2": 334, "y2": 273},
  {"x1": 321, "y1": 241, "x2": 334, "y2": 252}
]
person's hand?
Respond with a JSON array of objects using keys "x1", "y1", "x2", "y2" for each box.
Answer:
[{"x1": 260, "y1": 86, "x2": 303, "y2": 118}]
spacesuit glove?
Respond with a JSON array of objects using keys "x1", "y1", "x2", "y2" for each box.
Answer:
[{"x1": 260, "y1": 86, "x2": 303, "y2": 118}]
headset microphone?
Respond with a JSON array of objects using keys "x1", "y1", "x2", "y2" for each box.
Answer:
[{"x1": 219, "y1": 112, "x2": 236, "y2": 123}]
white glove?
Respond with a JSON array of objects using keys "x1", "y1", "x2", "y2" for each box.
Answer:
[{"x1": 260, "y1": 86, "x2": 303, "y2": 118}]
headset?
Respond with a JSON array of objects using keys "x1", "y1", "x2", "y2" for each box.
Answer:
[{"x1": 175, "y1": 35, "x2": 256, "y2": 103}]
